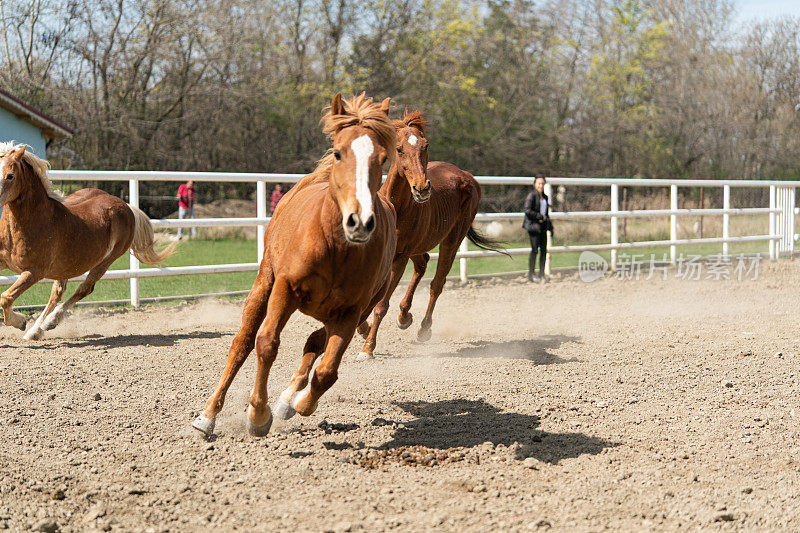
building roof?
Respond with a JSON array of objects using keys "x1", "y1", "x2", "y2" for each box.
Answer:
[{"x1": 0, "y1": 88, "x2": 74, "y2": 139}]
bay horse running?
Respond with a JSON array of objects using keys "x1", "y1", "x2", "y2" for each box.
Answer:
[
  {"x1": 0, "y1": 143, "x2": 175, "y2": 340},
  {"x1": 192, "y1": 93, "x2": 397, "y2": 437},
  {"x1": 357, "y1": 110, "x2": 506, "y2": 358}
]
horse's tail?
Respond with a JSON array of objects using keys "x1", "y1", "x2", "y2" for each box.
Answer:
[
  {"x1": 466, "y1": 225, "x2": 510, "y2": 257},
  {"x1": 129, "y1": 205, "x2": 177, "y2": 265}
]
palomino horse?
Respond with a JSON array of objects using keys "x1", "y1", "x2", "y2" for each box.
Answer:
[
  {"x1": 357, "y1": 110, "x2": 506, "y2": 358},
  {"x1": 192, "y1": 93, "x2": 397, "y2": 437},
  {"x1": 0, "y1": 143, "x2": 175, "y2": 340}
]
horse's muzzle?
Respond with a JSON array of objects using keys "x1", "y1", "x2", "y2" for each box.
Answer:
[
  {"x1": 411, "y1": 181, "x2": 432, "y2": 203},
  {"x1": 343, "y1": 212, "x2": 375, "y2": 243}
]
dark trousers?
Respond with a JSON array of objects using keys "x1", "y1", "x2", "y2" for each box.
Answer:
[{"x1": 528, "y1": 231, "x2": 547, "y2": 277}]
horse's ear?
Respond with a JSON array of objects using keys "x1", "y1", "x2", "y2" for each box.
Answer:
[
  {"x1": 380, "y1": 97, "x2": 391, "y2": 116},
  {"x1": 331, "y1": 93, "x2": 345, "y2": 116},
  {"x1": 10, "y1": 145, "x2": 26, "y2": 161}
]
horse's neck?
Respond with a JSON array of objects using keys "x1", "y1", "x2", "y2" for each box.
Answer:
[
  {"x1": 381, "y1": 164, "x2": 412, "y2": 209},
  {"x1": 6, "y1": 174, "x2": 56, "y2": 225}
]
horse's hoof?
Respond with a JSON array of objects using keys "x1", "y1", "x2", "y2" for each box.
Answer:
[
  {"x1": 417, "y1": 327, "x2": 432, "y2": 342},
  {"x1": 292, "y1": 390, "x2": 317, "y2": 417},
  {"x1": 191, "y1": 415, "x2": 215, "y2": 436},
  {"x1": 397, "y1": 314, "x2": 413, "y2": 330},
  {"x1": 273, "y1": 396, "x2": 296, "y2": 421},
  {"x1": 42, "y1": 314, "x2": 60, "y2": 331},
  {"x1": 246, "y1": 414, "x2": 273, "y2": 437},
  {"x1": 23, "y1": 327, "x2": 43, "y2": 341},
  {"x1": 11, "y1": 317, "x2": 28, "y2": 332},
  {"x1": 355, "y1": 351, "x2": 372, "y2": 361}
]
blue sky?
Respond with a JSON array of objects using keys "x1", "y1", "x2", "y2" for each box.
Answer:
[{"x1": 736, "y1": 0, "x2": 800, "y2": 21}]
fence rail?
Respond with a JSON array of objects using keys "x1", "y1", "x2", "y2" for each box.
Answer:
[{"x1": 3, "y1": 171, "x2": 796, "y2": 307}]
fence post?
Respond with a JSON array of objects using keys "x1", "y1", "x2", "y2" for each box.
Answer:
[
  {"x1": 722, "y1": 185, "x2": 730, "y2": 257},
  {"x1": 610, "y1": 184, "x2": 619, "y2": 270},
  {"x1": 670, "y1": 184, "x2": 678, "y2": 264},
  {"x1": 544, "y1": 182, "x2": 553, "y2": 276},
  {"x1": 769, "y1": 185, "x2": 776, "y2": 260},
  {"x1": 257, "y1": 180, "x2": 266, "y2": 262},
  {"x1": 129, "y1": 178, "x2": 140, "y2": 307},
  {"x1": 459, "y1": 238, "x2": 468, "y2": 282}
]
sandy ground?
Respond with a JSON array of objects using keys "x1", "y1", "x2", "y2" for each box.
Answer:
[{"x1": 2, "y1": 261, "x2": 800, "y2": 532}]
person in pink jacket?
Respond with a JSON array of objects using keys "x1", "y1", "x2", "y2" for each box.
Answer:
[
  {"x1": 270, "y1": 183, "x2": 285, "y2": 215},
  {"x1": 176, "y1": 180, "x2": 197, "y2": 239}
]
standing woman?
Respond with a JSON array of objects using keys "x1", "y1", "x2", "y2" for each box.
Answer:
[{"x1": 523, "y1": 175, "x2": 553, "y2": 282}]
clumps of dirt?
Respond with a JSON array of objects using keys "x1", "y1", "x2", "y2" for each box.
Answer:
[{"x1": 346, "y1": 446, "x2": 476, "y2": 469}]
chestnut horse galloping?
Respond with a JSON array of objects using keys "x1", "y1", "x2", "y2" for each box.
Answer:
[
  {"x1": 0, "y1": 143, "x2": 175, "y2": 340},
  {"x1": 192, "y1": 93, "x2": 397, "y2": 437},
  {"x1": 357, "y1": 110, "x2": 506, "y2": 358}
]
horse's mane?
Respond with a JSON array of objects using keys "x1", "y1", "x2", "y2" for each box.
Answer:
[
  {"x1": 0, "y1": 141, "x2": 64, "y2": 202},
  {"x1": 303, "y1": 93, "x2": 396, "y2": 185},
  {"x1": 393, "y1": 109, "x2": 429, "y2": 136}
]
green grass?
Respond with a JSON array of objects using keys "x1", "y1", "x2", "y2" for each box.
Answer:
[
  {"x1": 4, "y1": 239, "x2": 260, "y2": 307},
  {"x1": 3, "y1": 229, "x2": 774, "y2": 308}
]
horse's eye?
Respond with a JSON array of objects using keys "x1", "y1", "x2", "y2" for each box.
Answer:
[
  {"x1": 396, "y1": 146, "x2": 404, "y2": 154},
  {"x1": 333, "y1": 150, "x2": 342, "y2": 161},
  {"x1": 6, "y1": 173, "x2": 13, "y2": 181}
]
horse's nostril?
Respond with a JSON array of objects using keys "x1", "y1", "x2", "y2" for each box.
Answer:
[
  {"x1": 364, "y1": 215, "x2": 375, "y2": 233},
  {"x1": 424, "y1": 180, "x2": 431, "y2": 190},
  {"x1": 345, "y1": 213, "x2": 359, "y2": 230}
]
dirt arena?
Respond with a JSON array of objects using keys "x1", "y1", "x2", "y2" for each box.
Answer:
[{"x1": 1, "y1": 261, "x2": 800, "y2": 532}]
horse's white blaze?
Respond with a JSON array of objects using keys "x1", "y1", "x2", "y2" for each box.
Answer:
[
  {"x1": 351, "y1": 135, "x2": 374, "y2": 225},
  {"x1": 408, "y1": 134, "x2": 418, "y2": 146}
]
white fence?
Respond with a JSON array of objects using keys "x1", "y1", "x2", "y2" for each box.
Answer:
[{"x1": 2, "y1": 172, "x2": 797, "y2": 307}]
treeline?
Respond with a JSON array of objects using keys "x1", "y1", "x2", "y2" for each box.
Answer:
[{"x1": 2, "y1": 0, "x2": 800, "y2": 210}]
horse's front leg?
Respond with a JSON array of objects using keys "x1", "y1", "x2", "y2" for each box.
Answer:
[
  {"x1": 397, "y1": 252, "x2": 429, "y2": 329},
  {"x1": 192, "y1": 271, "x2": 273, "y2": 437},
  {"x1": 293, "y1": 314, "x2": 359, "y2": 417},
  {"x1": 1, "y1": 271, "x2": 41, "y2": 331},
  {"x1": 359, "y1": 256, "x2": 408, "y2": 358},
  {"x1": 273, "y1": 327, "x2": 327, "y2": 421},
  {"x1": 244, "y1": 277, "x2": 299, "y2": 436}
]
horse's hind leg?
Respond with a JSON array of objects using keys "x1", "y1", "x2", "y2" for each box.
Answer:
[
  {"x1": 273, "y1": 327, "x2": 327, "y2": 421},
  {"x1": 417, "y1": 235, "x2": 462, "y2": 342},
  {"x1": 23, "y1": 280, "x2": 67, "y2": 340},
  {"x1": 192, "y1": 270, "x2": 274, "y2": 436},
  {"x1": 397, "y1": 253, "x2": 429, "y2": 329},
  {"x1": 2, "y1": 271, "x2": 42, "y2": 331},
  {"x1": 293, "y1": 315, "x2": 359, "y2": 417},
  {"x1": 245, "y1": 277, "x2": 299, "y2": 436},
  {"x1": 40, "y1": 263, "x2": 112, "y2": 332},
  {"x1": 359, "y1": 255, "x2": 408, "y2": 358}
]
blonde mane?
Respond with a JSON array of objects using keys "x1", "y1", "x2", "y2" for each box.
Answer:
[{"x1": 0, "y1": 141, "x2": 64, "y2": 202}]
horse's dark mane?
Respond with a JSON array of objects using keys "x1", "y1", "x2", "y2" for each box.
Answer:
[{"x1": 393, "y1": 109, "x2": 429, "y2": 137}]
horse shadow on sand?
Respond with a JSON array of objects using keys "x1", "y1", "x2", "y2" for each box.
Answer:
[
  {"x1": 436, "y1": 334, "x2": 581, "y2": 365},
  {"x1": 24, "y1": 331, "x2": 225, "y2": 351},
  {"x1": 378, "y1": 398, "x2": 615, "y2": 464}
]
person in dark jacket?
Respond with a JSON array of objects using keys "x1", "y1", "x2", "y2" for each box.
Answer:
[{"x1": 523, "y1": 175, "x2": 554, "y2": 282}]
